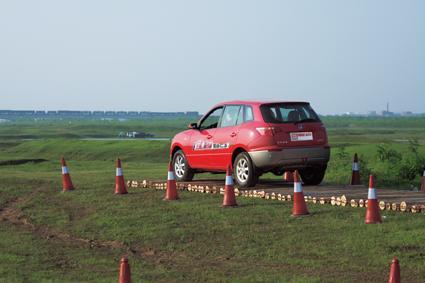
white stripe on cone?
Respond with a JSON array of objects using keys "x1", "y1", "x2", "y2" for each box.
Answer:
[
  {"x1": 116, "y1": 168, "x2": 123, "y2": 176},
  {"x1": 352, "y1": 162, "x2": 359, "y2": 171},
  {"x1": 62, "y1": 166, "x2": 69, "y2": 174},
  {"x1": 168, "y1": 171, "x2": 175, "y2": 180},
  {"x1": 294, "y1": 182, "x2": 302, "y2": 193},
  {"x1": 368, "y1": 188, "x2": 377, "y2": 199},
  {"x1": 423, "y1": 170, "x2": 425, "y2": 177},
  {"x1": 225, "y1": 175, "x2": 233, "y2": 186}
]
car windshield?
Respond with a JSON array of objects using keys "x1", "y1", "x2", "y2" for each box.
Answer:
[{"x1": 260, "y1": 103, "x2": 320, "y2": 124}]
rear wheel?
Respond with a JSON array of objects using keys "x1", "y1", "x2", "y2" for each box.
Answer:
[
  {"x1": 233, "y1": 152, "x2": 257, "y2": 188},
  {"x1": 299, "y1": 166, "x2": 327, "y2": 185},
  {"x1": 172, "y1": 150, "x2": 194, "y2": 182}
]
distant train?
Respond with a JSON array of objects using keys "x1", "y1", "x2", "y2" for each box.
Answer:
[{"x1": 0, "y1": 110, "x2": 200, "y2": 120}]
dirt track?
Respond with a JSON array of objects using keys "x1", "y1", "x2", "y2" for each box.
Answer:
[{"x1": 0, "y1": 189, "x2": 156, "y2": 259}]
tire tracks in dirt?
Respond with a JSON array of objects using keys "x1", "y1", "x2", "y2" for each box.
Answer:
[{"x1": 0, "y1": 189, "x2": 158, "y2": 260}]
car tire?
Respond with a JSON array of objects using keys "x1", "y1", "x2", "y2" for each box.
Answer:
[
  {"x1": 233, "y1": 152, "x2": 257, "y2": 188},
  {"x1": 299, "y1": 166, "x2": 327, "y2": 186},
  {"x1": 172, "y1": 150, "x2": 194, "y2": 182}
]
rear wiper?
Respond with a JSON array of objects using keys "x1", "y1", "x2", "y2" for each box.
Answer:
[{"x1": 294, "y1": 118, "x2": 317, "y2": 124}]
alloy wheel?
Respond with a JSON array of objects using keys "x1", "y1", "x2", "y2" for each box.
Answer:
[
  {"x1": 236, "y1": 158, "x2": 249, "y2": 183},
  {"x1": 174, "y1": 155, "x2": 185, "y2": 178}
]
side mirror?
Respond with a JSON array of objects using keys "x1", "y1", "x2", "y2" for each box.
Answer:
[{"x1": 188, "y1": 122, "x2": 198, "y2": 130}]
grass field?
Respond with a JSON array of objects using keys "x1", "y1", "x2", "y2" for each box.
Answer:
[{"x1": 1, "y1": 117, "x2": 425, "y2": 282}]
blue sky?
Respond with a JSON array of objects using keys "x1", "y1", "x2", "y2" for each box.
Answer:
[{"x1": 0, "y1": 1, "x2": 424, "y2": 114}]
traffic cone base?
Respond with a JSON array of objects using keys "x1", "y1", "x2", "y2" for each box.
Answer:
[
  {"x1": 365, "y1": 199, "x2": 382, "y2": 224},
  {"x1": 222, "y1": 166, "x2": 237, "y2": 207},
  {"x1": 292, "y1": 193, "x2": 309, "y2": 216},
  {"x1": 292, "y1": 170, "x2": 309, "y2": 216},
  {"x1": 164, "y1": 162, "x2": 179, "y2": 200}
]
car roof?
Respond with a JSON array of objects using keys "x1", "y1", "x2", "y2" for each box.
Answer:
[{"x1": 213, "y1": 100, "x2": 309, "y2": 108}]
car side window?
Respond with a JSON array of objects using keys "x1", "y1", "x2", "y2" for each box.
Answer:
[
  {"x1": 199, "y1": 107, "x2": 223, "y2": 130},
  {"x1": 220, "y1": 105, "x2": 241, "y2": 128},
  {"x1": 236, "y1": 106, "x2": 244, "y2": 125},
  {"x1": 244, "y1": 106, "x2": 254, "y2": 122}
]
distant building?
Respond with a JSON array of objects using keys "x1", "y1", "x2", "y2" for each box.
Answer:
[{"x1": 382, "y1": 110, "x2": 395, "y2": 117}]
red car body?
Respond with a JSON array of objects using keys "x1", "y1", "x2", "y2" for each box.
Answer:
[{"x1": 170, "y1": 100, "x2": 330, "y2": 187}]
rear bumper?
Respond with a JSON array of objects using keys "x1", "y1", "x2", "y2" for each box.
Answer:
[{"x1": 248, "y1": 147, "x2": 330, "y2": 169}]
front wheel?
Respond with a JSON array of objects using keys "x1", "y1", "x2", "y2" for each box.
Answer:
[
  {"x1": 172, "y1": 150, "x2": 194, "y2": 182},
  {"x1": 299, "y1": 166, "x2": 327, "y2": 186},
  {"x1": 233, "y1": 152, "x2": 258, "y2": 188}
]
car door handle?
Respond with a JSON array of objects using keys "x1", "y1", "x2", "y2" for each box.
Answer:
[
  {"x1": 207, "y1": 135, "x2": 213, "y2": 139},
  {"x1": 230, "y1": 132, "x2": 237, "y2": 137}
]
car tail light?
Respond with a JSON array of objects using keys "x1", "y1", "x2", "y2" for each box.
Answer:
[{"x1": 256, "y1": 127, "x2": 275, "y2": 136}]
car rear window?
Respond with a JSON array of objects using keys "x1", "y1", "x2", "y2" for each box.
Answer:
[{"x1": 260, "y1": 103, "x2": 320, "y2": 123}]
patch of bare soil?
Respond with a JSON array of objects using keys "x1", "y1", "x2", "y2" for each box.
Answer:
[
  {"x1": 0, "y1": 159, "x2": 47, "y2": 166},
  {"x1": 0, "y1": 189, "x2": 155, "y2": 259}
]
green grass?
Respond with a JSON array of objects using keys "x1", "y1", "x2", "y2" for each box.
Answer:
[
  {"x1": 0, "y1": 118, "x2": 193, "y2": 139},
  {"x1": 2, "y1": 116, "x2": 425, "y2": 142},
  {"x1": 1, "y1": 164, "x2": 425, "y2": 282},
  {"x1": 1, "y1": 117, "x2": 425, "y2": 282},
  {"x1": 1, "y1": 137, "x2": 423, "y2": 188},
  {"x1": 0, "y1": 139, "x2": 170, "y2": 163},
  {"x1": 0, "y1": 221, "x2": 119, "y2": 282}
]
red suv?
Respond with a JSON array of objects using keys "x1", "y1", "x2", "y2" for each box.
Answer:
[{"x1": 170, "y1": 101, "x2": 330, "y2": 187}]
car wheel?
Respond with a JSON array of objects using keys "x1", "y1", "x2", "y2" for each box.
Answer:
[
  {"x1": 233, "y1": 152, "x2": 257, "y2": 188},
  {"x1": 299, "y1": 166, "x2": 327, "y2": 186},
  {"x1": 172, "y1": 150, "x2": 194, "y2": 182}
]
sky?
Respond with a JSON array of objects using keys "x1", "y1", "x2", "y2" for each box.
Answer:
[{"x1": 0, "y1": 1, "x2": 424, "y2": 115}]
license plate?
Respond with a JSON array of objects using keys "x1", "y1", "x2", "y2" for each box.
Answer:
[{"x1": 290, "y1": 132, "x2": 313, "y2": 141}]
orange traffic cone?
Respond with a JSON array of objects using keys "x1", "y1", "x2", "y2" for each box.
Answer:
[
  {"x1": 164, "y1": 162, "x2": 179, "y2": 200},
  {"x1": 350, "y1": 153, "x2": 361, "y2": 185},
  {"x1": 388, "y1": 257, "x2": 400, "y2": 283},
  {"x1": 222, "y1": 165, "x2": 237, "y2": 207},
  {"x1": 118, "y1": 257, "x2": 132, "y2": 283},
  {"x1": 292, "y1": 170, "x2": 309, "y2": 216},
  {"x1": 421, "y1": 169, "x2": 425, "y2": 193},
  {"x1": 365, "y1": 175, "x2": 382, "y2": 224},
  {"x1": 283, "y1": 171, "x2": 294, "y2": 183},
  {"x1": 61, "y1": 157, "x2": 74, "y2": 192},
  {"x1": 115, "y1": 158, "x2": 128, "y2": 194}
]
